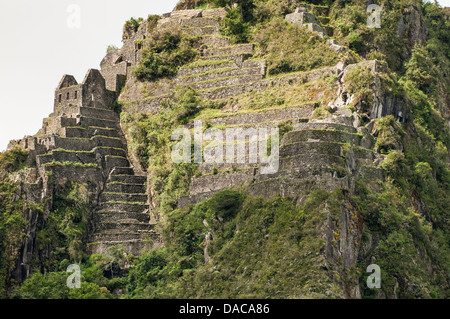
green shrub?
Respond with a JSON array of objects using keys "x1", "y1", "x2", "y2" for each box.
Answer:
[
  {"x1": 220, "y1": 7, "x2": 251, "y2": 44},
  {"x1": 133, "y1": 30, "x2": 199, "y2": 81},
  {"x1": 253, "y1": 18, "x2": 338, "y2": 76}
]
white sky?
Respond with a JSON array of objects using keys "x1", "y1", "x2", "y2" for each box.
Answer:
[
  {"x1": 0, "y1": 0, "x2": 179, "y2": 151},
  {"x1": 0, "y1": 0, "x2": 449, "y2": 151}
]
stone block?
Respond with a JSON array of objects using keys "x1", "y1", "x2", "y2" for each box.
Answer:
[
  {"x1": 106, "y1": 182, "x2": 146, "y2": 194},
  {"x1": 185, "y1": 74, "x2": 262, "y2": 91},
  {"x1": 189, "y1": 169, "x2": 255, "y2": 196},
  {"x1": 102, "y1": 193, "x2": 148, "y2": 203},
  {"x1": 102, "y1": 202, "x2": 148, "y2": 213},
  {"x1": 109, "y1": 175, "x2": 147, "y2": 184}
]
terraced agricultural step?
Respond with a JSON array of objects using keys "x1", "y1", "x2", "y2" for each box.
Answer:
[
  {"x1": 203, "y1": 44, "x2": 255, "y2": 58},
  {"x1": 91, "y1": 135, "x2": 125, "y2": 149},
  {"x1": 280, "y1": 141, "x2": 375, "y2": 161},
  {"x1": 183, "y1": 74, "x2": 262, "y2": 90},
  {"x1": 205, "y1": 105, "x2": 315, "y2": 128},
  {"x1": 201, "y1": 35, "x2": 232, "y2": 49},
  {"x1": 183, "y1": 26, "x2": 220, "y2": 36},
  {"x1": 109, "y1": 175, "x2": 147, "y2": 184},
  {"x1": 199, "y1": 53, "x2": 253, "y2": 62},
  {"x1": 178, "y1": 60, "x2": 237, "y2": 77},
  {"x1": 199, "y1": 162, "x2": 259, "y2": 174},
  {"x1": 101, "y1": 192, "x2": 148, "y2": 203},
  {"x1": 63, "y1": 126, "x2": 120, "y2": 138},
  {"x1": 293, "y1": 122, "x2": 357, "y2": 133},
  {"x1": 77, "y1": 107, "x2": 119, "y2": 121},
  {"x1": 101, "y1": 201, "x2": 148, "y2": 213},
  {"x1": 176, "y1": 66, "x2": 263, "y2": 85},
  {"x1": 54, "y1": 137, "x2": 93, "y2": 151},
  {"x1": 189, "y1": 169, "x2": 255, "y2": 196},
  {"x1": 181, "y1": 17, "x2": 221, "y2": 28},
  {"x1": 282, "y1": 129, "x2": 363, "y2": 146},
  {"x1": 93, "y1": 146, "x2": 127, "y2": 159},
  {"x1": 77, "y1": 116, "x2": 119, "y2": 129},
  {"x1": 279, "y1": 153, "x2": 347, "y2": 172},
  {"x1": 37, "y1": 150, "x2": 96, "y2": 166},
  {"x1": 105, "y1": 183, "x2": 146, "y2": 194},
  {"x1": 94, "y1": 210, "x2": 150, "y2": 223}
]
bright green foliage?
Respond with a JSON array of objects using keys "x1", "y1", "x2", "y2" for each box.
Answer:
[
  {"x1": 0, "y1": 147, "x2": 29, "y2": 297},
  {"x1": 220, "y1": 7, "x2": 251, "y2": 44},
  {"x1": 0, "y1": 147, "x2": 28, "y2": 179},
  {"x1": 253, "y1": 18, "x2": 339, "y2": 75},
  {"x1": 134, "y1": 30, "x2": 199, "y2": 81},
  {"x1": 35, "y1": 181, "x2": 94, "y2": 267}
]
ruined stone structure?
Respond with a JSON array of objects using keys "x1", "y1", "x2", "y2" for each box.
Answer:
[
  {"x1": 8, "y1": 5, "x2": 406, "y2": 267},
  {"x1": 9, "y1": 68, "x2": 160, "y2": 257}
]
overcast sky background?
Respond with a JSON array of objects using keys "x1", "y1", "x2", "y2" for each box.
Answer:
[{"x1": 0, "y1": 0, "x2": 449, "y2": 151}]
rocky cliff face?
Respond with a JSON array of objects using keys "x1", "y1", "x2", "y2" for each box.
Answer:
[{"x1": 1, "y1": 0, "x2": 449, "y2": 299}]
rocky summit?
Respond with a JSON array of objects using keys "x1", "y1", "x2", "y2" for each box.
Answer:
[{"x1": 0, "y1": 0, "x2": 449, "y2": 299}]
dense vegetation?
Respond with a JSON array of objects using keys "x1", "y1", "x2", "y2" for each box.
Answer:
[
  {"x1": 134, "y1": 30, "x2": 200, "y2": 81},
  {"x1": 1, "y1": 0, "x2": 449, "y2": 299}
]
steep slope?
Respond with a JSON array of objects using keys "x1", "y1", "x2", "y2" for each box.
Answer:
[{"x1": 1, "y1": 0, "x2": 449, "y2": 299}]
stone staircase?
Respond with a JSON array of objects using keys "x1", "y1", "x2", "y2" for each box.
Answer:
[
  {"x1": 91, "y1": 167, "x2": 158, "y2": 255},
  {"x1": 36, "y1": 105, "x2": 157, "y2": 255}
]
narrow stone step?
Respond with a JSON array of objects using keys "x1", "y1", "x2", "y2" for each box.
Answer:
[
  {"x1": 105, "y1": 156, "x2": 130, "y2": 170},
  {"x1": 95, "y1": 221, "x2": 155, "y2": 233},
  {"x1": 183, "y1": 74, "x2": 262, "y2": 91},
  {"x1": 176, "y1": 66, "x2": 263, "y2": 85},
  {"x1": 105, "y1": 183, "x2": 146, "y2": 194},
  {"x1": 109, "y1": 175, "x2": 147, "y2": 184},
  {"x1": 111, "y1": 167, "x2": 135, "y2": 175},
  {"x1": 101, "y1": 202, "x2": 148, "y2": 213},
  {"x1": 102, "y1": 192, "x2": 148, "y2": 203},
  {"x1": 94, "y1": 210, "x2": 150, "y2": 223}
]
